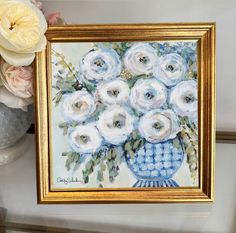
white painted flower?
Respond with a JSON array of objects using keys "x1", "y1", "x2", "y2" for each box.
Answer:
[
  {"x1": 96, "y1": 79, "x2": 130, "y2": 105},
  {"x1": 130, "y1": 78, "x2": 167, "y2": 113},
  {"x1": 80, "y1": 47, "x2": 121, "y2": 81},
  {"x1": 69, "y1": 123, "x2": 102, "y2": 154},
  {"x1": 154, "y1": 53, "x2": 187, "y2": 87},
  {"x1": 139, "y1": 109, "x2": 180, "y2": 143},
  {"x1": 0, "y1": 0, "x2": 47, "y2": 66},
  {"x1": 62, "y1": 90, "x2": 96, "y2": 122},
  {"x1": 97, "y1": 105, "x2": 134, "y2": 145},
  {"x1": 169, "y1": 80, "x2": 198, "y2": 119},
  {"x1": 124, "y1": 43, "x2": 157, "y2": 75}
]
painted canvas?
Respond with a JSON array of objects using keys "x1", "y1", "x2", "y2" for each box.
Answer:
[{"x1": 51, "y1": 41, "x2": 198, "y2": 189}]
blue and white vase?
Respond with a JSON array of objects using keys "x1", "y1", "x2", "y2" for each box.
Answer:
[{"x1": 125, "y1": 136, "x2": 184, "y2": 187}]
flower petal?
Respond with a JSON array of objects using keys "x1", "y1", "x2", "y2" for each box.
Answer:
[
  {"x1": 0, "y1": 86, "x2": 33, "y2": 111},
  {"x1": 28, "y1": 35, "x2": 47, "y2": 53},
  {"x1": 69, "y1": 123, "x2": 102, "y2": 154},
  {"x1": 0, "y1": 46, "x2": 35, "y2": 66},
  {"x1": 62, "y1": 90, "x2": 96, "y2": 122},
  {"x1": 130, "y1": 78, "x2": 167, "y2": 113},
  {"x1": 138, "y1": 109, "x2": 180, "y2": 143},
  {"x1": 124, "y1": 43, "x2": 157, "y2": 75},
  {"x1": 0, "y1": 0, "x2": 47, "y2": 52},
  {"x1": 97, "y1": 105, "x2": 134, "y2": 145},
  {"x1": 96, "y1": 79, "x2": 130, "y2": 106}
]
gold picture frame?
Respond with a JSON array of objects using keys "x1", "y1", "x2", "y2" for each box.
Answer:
[{"x1": 35, "y1": 23, "x2": 215, "y2": 203}]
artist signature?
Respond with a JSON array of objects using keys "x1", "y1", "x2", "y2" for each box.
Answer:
[{"x1": 57, "y1": 177, "x2": 83, "y2": 185}]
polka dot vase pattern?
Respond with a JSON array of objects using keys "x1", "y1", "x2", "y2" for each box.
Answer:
[{"x1": 125, "y1": 136, "x2": 184, "y2": 187}]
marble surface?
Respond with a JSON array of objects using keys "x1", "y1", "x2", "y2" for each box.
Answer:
[{"x1": 0, "y1": 135, "x2": 235, "y2": 233}]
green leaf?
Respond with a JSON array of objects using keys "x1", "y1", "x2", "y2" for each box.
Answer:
[
  {"x1": 111, "y1": 148, "x2": 117, "y2": 159},
  {"x1": 124, "y1": 142, "x2": 132, "y2": 152},
  {"x1": 186, "y1": 145, "x2": 194, "y2": 155},
  {"x1": 128, "y1": 150, "x2": 135, "y2": 159},
  {"x1": 133, "y1": 139, "x2": 143, "y2": 150},
  {"x1": 100, "y1": 162, "x2": 106, "y2": 171},
  {"x1": 97, "y1": 170, "x2": 104, "y2": 182},
  {"x1": 74, "y1": 153, "x2": 80, "y2": 163},
  {"x1": 82, "y1": 81, "x2": 96, "y2": 93},
  {"x1": 63, "y1": 127, "x2": 68, "y2": 136},
  {"x1": 107, "y1": 149, "x2": 112, "y2": 160},
  {"x1": 173, "y1": 138, "x2": 180, "y2": 149},
  {"x1": 83, "y1": 175, "x2": 89, "y2": 184},
  {"x1": 65, "y1": 155, "x2": 74, "y2": 171},
  {"x1": 53, "y1": 92, "x2": 63, "y2": 106},
  {"x1": 85, "y1": 160, "x2": 94, "y2": 172},
  {"x1": 70, "y1": 121, "x2": 78, "y2": 128}
]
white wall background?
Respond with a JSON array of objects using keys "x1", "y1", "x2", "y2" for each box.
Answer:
[
  {"x1": 0, "y1": 1, "x2": 236, "y2": 233},
  {"x1": 42, "y1": 0, "x2": 236, "y2": 131}
]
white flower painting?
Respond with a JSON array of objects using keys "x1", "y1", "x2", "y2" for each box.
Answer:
[
  {"x1": 62, "y1": 90, "x2": 96, "y2": 122},
  {"x1": 97, "y1": 105, "x2": 135, "y2": 145},
  {"x1": 51, "y1": 41, "x2": 199, "y2": 189},
  {"x1": 124, "y1": 43, "x2": 157, "y2": 75},
  {"x1": 80, "y1": 47, "x2": 122, "y2": 81},
  {"x1": 130, "y1": 78, "x2": 167, "y2": 113},
  {"x1": 96, "y1": 79, "x2": 130, "y2": 105},
  {"x1": 154, "y1": 53, "x2": 187, "y2": 87}
]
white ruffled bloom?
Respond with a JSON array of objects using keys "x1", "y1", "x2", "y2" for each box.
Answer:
[
  {"x1": 0, "y1": 0, "x2": 47, "y2": 66},
  {"x1": 96, "y1": 79, "x2": 130, "y2": 105},
  {"x1": 139, "y1": 109, "x2": 180, "y2": 143},
  {"x1": 80, "y1": 47, "x2": 121, "y2": 81},
  {"x1": 62, "y1": 90, "x2": 96, "y2": 122},
  {"x1": 69, "y1": 123, "x2": 102, "y2": 154},
  {"x1": 97, "y1": 105, "x2": 134, "y2": 145},
  {"x1": 130, "y1": 78, "x2": 167, "y2": 113},
  {"x1": 0, "y1": 86, "x2": 33, "y2": 111},
  {"x1": 124, "y1": 43, "x2": 157, "y2": 75},
  {"x1": 169, "y1": 80, "x2": 198, "y2": 119},
  {"x1": 154, "y1": 53, "x2": 187, "y2": 87}
]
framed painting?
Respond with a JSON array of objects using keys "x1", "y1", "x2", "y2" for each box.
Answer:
[{"x1": 35, "y1": 23, "x2": 215, "y2": 203}]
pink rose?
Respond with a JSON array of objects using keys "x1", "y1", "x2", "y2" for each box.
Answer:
[
  {"x1": 0, "y1": 59, "x2": 34, "y2": 99},
  {"x1": 47, "y1": 12, "x2": 64, "y2": 25}
]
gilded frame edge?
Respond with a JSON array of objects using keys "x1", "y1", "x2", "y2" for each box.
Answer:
[{"x1": 34, "y1": 23, "x2": 216, "y2": 204}]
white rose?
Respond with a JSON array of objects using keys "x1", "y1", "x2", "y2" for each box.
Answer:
[
  {"x1": 0, "y1": 86, "x2": 33, "y2": 111},
  {"x1": 169, "y1": 80, "x2": 198, "y2": 119},
  {"x1": 154, "y1": 53, "x2": 187, "y2": 87},
  {"x1": 97, "y1": 105, "x2": 134, "y2": 145},
  {"x1": 62, "y1": 90, "x2": 96, "y2": 122},
  {"x1": 130, "y1": 78, "x2": 167, "y2": 113},
  {"x1": 124, "y1": 43, "x2": 157, "y2": 75},
  {"x1": 69, "y1": 123, "x2": 102, "y2": 154},
  {"x1": 139, "y1": 109, "x2": 180, "y2": 143},
  {"x1": 0, "y1": 0, "x2": 47, "y2": 66},
  {"x1": 96, "y1": 79, "x2": 130, "y2": 105},
  {"x1": 80, "y1": 47, "x2": 121, "y2": 81}
]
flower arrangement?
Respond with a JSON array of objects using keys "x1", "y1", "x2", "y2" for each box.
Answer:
[
  {"x1": 52, "y1": 41, "x2": 199, "y2": 187},
  {"x1": 0, "y1": 0, "x2": 64, "y2": 111},
  {"x1": 0, "y1": 0, "x2": 65, "y2": 165}
]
